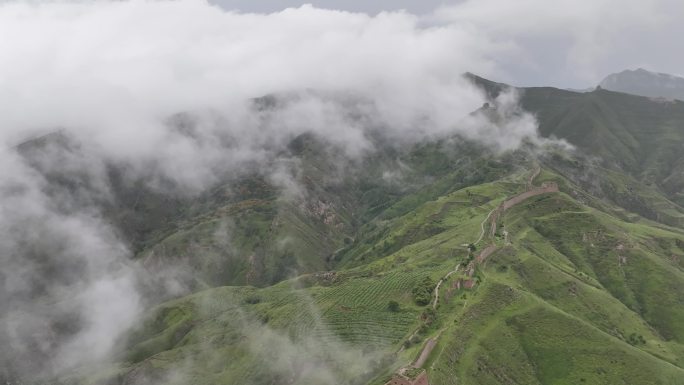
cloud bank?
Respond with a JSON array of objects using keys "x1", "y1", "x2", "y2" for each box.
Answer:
[{"x1": 0, "y1": 1, "x2": 517, "y2": 171}]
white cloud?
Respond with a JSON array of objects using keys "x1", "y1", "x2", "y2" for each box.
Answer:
[{"x1": 0, "y1": 1, "x2": 497, "y2": 168}]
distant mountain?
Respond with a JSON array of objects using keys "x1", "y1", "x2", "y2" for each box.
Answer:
[{"x1": 600, "y1": 68, "x2": 684, "y2": 100}]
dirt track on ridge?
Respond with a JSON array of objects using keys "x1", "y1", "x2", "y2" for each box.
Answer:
[{"x1": 399, "y1": 165, "x2": 559, "y2": 374}]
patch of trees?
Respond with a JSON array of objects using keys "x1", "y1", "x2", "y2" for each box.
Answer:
[
  {"x1": 412, "y1": 276, "x2": 435, "y2": 306},
  {"x1": 415, "y1": 309, "x2": 438, "y2": 338},
  {"x1": 420, "y1": 307, "x2": 437, "y2": 326},
  {"x1": 403, "y1": 334, "x2": 422, "y2": 349},
  {"x1": 627, "y1": 332, "x2": 646, "y2": 346}
]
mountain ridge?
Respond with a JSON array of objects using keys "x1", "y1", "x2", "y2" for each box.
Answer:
[{"x1": 4, "y1": 74, "x2": 684, "y2": 385}]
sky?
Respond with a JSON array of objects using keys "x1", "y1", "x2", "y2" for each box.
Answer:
[
  {"x1": 209, "y1": 0, "x2": 453, "y2": 15},
  {"x1": 210, "y1": 0, "x2": 684, "y2": 88}
]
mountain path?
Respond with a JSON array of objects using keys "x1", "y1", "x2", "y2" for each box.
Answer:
[
  {"x1": 474, "y1": 207, "x2": 498, "y2": 246},
  {"x1": 432, "y1": 264, "x2": 460, "y2": 310},
  {"x1": 396, "y1": 165, "x2": 558, "y2": 377}
]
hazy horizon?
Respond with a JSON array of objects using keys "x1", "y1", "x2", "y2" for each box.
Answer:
[{"x1": 209, "y1": 0, "x2": 684, "y2": 89}]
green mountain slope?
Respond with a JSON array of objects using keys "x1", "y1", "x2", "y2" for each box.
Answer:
[
  {"x1": 430, "y1": 170, "x2": 684, "y2": 384},
  {"x1": 12, "y1": 77, "x2": 684, "y2": 385},
  {"x1": 488, "y1": 75, "x2": 684, "y2": 212},
  {"x1": 470, "y1": 72, "x2": 684, "y2": 214},
  {"x1": 70, "y1": 162, "x2": 684, "y2": 385}
]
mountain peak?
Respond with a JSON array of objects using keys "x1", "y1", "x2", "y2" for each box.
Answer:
[{"x1": 599, "y1": 68, "x2": 684, "y2": 100}]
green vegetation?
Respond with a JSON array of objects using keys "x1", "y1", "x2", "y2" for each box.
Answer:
[
  {"x1": 35, "y1": 77, "x2": 684, "y2": 385},
  {"x1": 412, "y1": 277, "x2": 436, "y2": 306},
  {"x1": 95, "y1": 161, "x2": 684, "y2": 385},
  {"x1": 403, "y1": 367, "x2": 425, "y2": 380},
  {"x1": 628, "y1": 333, "x2": 647, "y2": 346}
]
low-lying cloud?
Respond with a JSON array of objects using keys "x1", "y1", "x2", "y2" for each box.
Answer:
[{"x1": 0, "y1": 1, "x2": 516, "y2": 176}]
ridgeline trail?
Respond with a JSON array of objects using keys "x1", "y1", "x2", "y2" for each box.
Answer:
[{"x1": 397, "y1": 164, "x2": 559, "y2": 380}]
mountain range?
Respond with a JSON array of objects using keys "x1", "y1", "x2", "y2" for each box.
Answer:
[{"x1": 4, "y1": 72, "x2": 684, "y2": 385}]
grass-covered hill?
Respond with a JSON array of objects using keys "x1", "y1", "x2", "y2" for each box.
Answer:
[
  {"x1": 82, "y1": 163, "x2": 684, "y2": 385},
  {"x1": 11, "y1": 76, "x2": 684, "y2": 385},
  {"x1": 470, "y1": 72, "x2": 684, "y2": 209}
]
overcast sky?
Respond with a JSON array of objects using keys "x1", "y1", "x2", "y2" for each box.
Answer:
[
  {"x1": 209, "y1": 0, "x2": 454, "y2": 15},
  {"x1": 209, "y1": 0, "x2": 684, "y2": 88}
]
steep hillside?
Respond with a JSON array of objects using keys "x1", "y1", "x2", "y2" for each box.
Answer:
[
  {"x1": 12, "y1": 129, "x2": 513, "y2": 291},
  {"x1": 524, "y1": 87, "x2": 684, "y2": 210},
  {"x1": 467, "y1": 73, "x2": 684, "y2": 209},
  {"x1": 61, "y1": 162, "x2": 684, "y2": 385},
  {"x1": 430, "y1": 168, "x2": 684, "y2": 385}
]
